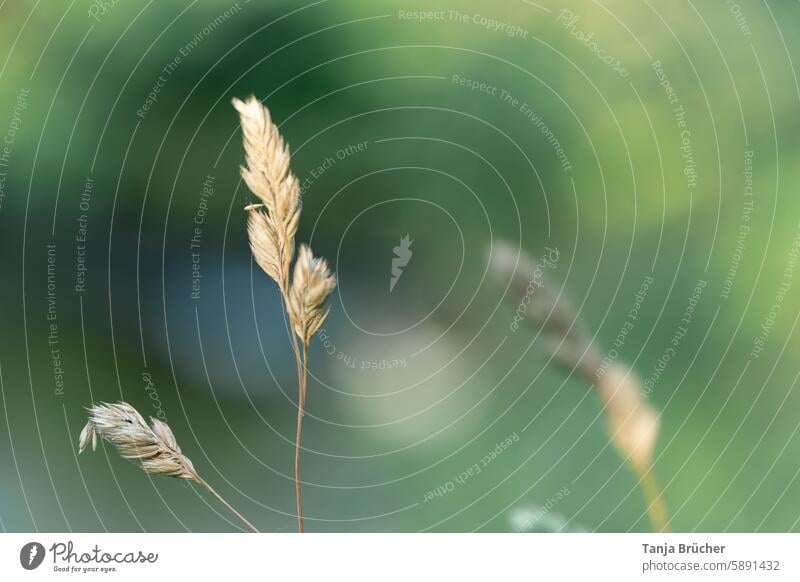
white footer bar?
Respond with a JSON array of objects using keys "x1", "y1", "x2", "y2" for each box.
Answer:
[{"x1": 1, "y1": 534, "x2": 797, "y2": 581}]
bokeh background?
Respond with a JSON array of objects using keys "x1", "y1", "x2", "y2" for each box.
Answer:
[{"x1": 1, "y1": 0, "x2": 799, "y2": 532}]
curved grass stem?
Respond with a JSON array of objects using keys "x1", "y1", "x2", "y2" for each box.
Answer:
[
  {"x1": 193, "y1": 474, "x2": 259, "y2": 533},
  {"x1": 638, "y1": 467, "x2": 670, "y2": 533}
]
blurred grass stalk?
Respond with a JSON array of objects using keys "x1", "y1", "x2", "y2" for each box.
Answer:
[{"x1": 490, "y1": 241, "x2": 670, "y2": 532}]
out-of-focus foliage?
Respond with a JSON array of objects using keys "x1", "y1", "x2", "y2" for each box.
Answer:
[{"x1": 1, "y1": 0, "x2": 799, "y2": 532}]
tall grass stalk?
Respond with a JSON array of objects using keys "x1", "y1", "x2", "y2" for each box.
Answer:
[{"x1": 233, "y1": 96, "x2": 336, "y2": 532}]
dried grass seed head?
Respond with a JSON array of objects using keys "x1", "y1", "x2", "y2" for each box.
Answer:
[
  {"x1": 232, "y1": 96, "x2": 301, "y2": 220},
  {"x1": 233, "y1": 95, "x2": 301, "y2": 285},
  {"x1": 490, "y1": 240, "x2": 596, "y2": 365},
  {"x1": 247, "y1": 209, "x2": 285, "y2": 284},
  {"x1": 78, "y1": 419, "x2": 97, "y2": 452},
  {"x1": 490, "y1": 240, "x2": 661, "y2": 467},
  {"x1": 595, "y1": 365, "x2": 660, "y2": 473},
  {"x1": 288, "y1": 244, "x2": 337, "y2": 344},
  {"x1": 79, "y1": 402, "x2": 196, "y2": 480}
]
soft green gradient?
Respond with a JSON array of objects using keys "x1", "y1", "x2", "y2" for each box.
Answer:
[{"x1": 0, "y1": 0, "x2": 799, "y2": 532}]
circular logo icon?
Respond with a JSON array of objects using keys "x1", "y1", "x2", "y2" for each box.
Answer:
[{"x1": 19, "y1": 542, "x2": 46, "y2": 570}]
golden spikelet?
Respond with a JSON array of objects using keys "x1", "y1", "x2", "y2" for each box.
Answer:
[
  {"x1": 287, "y1": 245, "x2": 337, "y2": 345},
  {"x1": 78, "y1": 418, "x2": 97, "y2": 453},
  {"x1": 80, "y1": 402, "x2": 195, "y2": 479},
  {"x1": 231, "y1": 96, "x2": 300, "y2": 219},
  {"x1": 595, "y1": 365, "x2": 660, "y2": 476},
  {"x1": 247, "y1": 209, "x2": 285, "y2": 284},
  {"x1": 79, "y1": 402, "x2": 258, "y2": 532},
  {"x1": 233, "y1": 95, "x2": 301, "y2": 288}
]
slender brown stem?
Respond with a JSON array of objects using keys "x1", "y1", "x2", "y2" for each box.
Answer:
[
  {"x1": 294, "y1": 342, "x2": 309, "y2": 533},
  {"x1": 193, "y1": 474, "x2": 259, "y2": 533},
  {"x1": 294, "y1": 398, "x2": 305, "y2": 532},
  {"x1": 638, "y1": 467, "x2": 670, "y2": 533},
  {"x1": 278, "y1": 278, "x2": 304, "y2": 415},
  {"x1": 279, "y1": 278, "x2": 304, "y2": 389},
  {"x1": 279, "y1": 277, "x2": 308, "y2": 533},
  {"x1": 579, "y1": 364, "x2": 671, "y2": 533}
]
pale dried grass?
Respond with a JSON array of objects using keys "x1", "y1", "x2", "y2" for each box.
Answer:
[
  {"x1": 490, "y1": 240, "x2": 669, "y2": 532},
  {"x1": 79, "y1": 402, "x2": 258, "y2": 532},
  {"x1": 233, "y1": 95, "x2": 336, "y2": 533}
]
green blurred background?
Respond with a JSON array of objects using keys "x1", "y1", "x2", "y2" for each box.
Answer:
[{"x1": 1, "y1": 0, "x2": 799, "y2": 532}]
